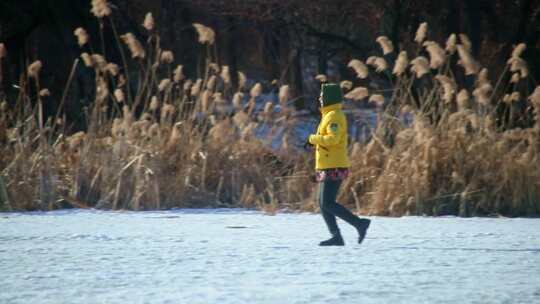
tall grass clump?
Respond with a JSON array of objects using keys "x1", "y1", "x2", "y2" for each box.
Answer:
[
  {"x1": 341, "y1": 23, "x2": 540, "y2": 217},
  {"x1": 0, "y1": 1, "x2": 312, "y2": 212}
]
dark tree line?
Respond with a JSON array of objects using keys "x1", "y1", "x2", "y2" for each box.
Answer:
[{"x1": 1, "y1": 0, "x2": 539, "y2": 120}]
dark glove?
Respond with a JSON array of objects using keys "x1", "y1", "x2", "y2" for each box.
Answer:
[{"x1": 303, "y1": 138, "x2": 313, "y2": 150}]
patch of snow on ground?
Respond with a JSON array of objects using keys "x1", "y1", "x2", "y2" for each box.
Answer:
[{"x1": 1, "y1": 209, "x2": 539, "y2": 303}]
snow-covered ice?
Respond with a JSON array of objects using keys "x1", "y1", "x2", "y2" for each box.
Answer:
[{"x1": 1, "y1": 209, "x2": 539, "y2": 304}]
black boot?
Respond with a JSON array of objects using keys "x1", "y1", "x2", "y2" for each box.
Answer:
[
  {"x1": 319, "y1": 233, "x2": 345, "y2": 246},
  {"x1": 355, "y1": 218, "x2": 371, "y2": 244}
]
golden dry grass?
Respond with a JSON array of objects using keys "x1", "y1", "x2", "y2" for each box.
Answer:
[{"x1": 0, "y1": 5, "x2": 539, "y2": 217}]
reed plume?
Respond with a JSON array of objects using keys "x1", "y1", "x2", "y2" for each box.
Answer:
[
  {"x1": 315, "y1": 74, "x2": 327, "y2": 83},
  {"x1": 507, "y1": 57, "x2": 528, "y2": 78},
  {"x1": 91, "y1": 54, "x2": 107, "y2": 71},
  {"x1": 200, "y1": 90, "x2": 212, "y2": 113},
  {"x1": 160, "y1": 51, "x2": 174, "y2": 64},
  {"x1": 120, "y1": 33, "x2": 146, "y2": 59},
  {"x1": 472, "y1": 84, "x2": 492, "y2": 106},
  {"x1": 415, "y1": 22, "x2": 428, "y2": 44},
  {"x1": 74, "y1": 28, "x2": 89, "y2": 47},
  {"x1": 347, "y1": 59, "x2": 369, "y2": 79},
  {"x1": 410, "y1": 56, "x2": 430, "y2": 78},
  {"x1": 143, "y1": 12, "x2": 155, "y2": 31},
  {"x1": 91, "y1": 0, "x2": 111, "y2": 18},
  {"x1": 435, "y1": 75, "x2": 456, "y2": 103},
  {"x1": 393, "y1": 51, "x2": 408, "y2": 76},
  {"x1": 457, "y1": 45, "x2": 480, "y2": 75},
  {"x1": 191, "y1": 79, "x2": 202, "y2": 96},
  {"x1": 376, "y1": 36, "x2": 394, "y2": 55},
  {"x1": 206, "y1": 75, "x2": 217, "y2": 91},
  {"x1": 28, "y1": 60, "x2": 42, "y2": 79},
  {"x1": 96, "y1": 77, "x2": 109, "y2": 101},
  {"x1": 423, "y1": 41, "x2": 446, "y2": 69},
  {"x1": 158, "y1": 79, "x2": 172, "y2": 92},
  {"x1": 456, "y1": 89, "x2": 469, "y2": 111},
  {"x1": 160, "y1": 103, "x2": 175, "y2": 122},
  {"x1": 182, "y1": 79, "x2": 193, "y2": 91},
  {"x1": 477, "y1": 68, "x2": 490, "y2": 86},
  {"x1": 39, "y1": 89, "x2": 50, "y2": 97},
  {"x1": 369, "y1": 94, "x2": 385, "y2": 106},
  {"x1": 250, "y1": 83, "x2": 262, "y2": 98},
  {"x1": 263, "y1": 101, "x2": 273, "y2": 115},
  {"x1": 173, "y1": 65, "x2": 185, "y2": 82},
  {"x1": 511, "y1": 43, "x2": 526, "y2": 59},
  {"x1": 279, "y1": 85, "x2": 290, "y2": 104},
  {"x1": 238, "y1": 71, "x2": 247, "y2": 89},
  {"x1": 208, "y1": 63, "x2": 220, "y2": 74},
  {"x1": 0, "y1": 43, "x2": 6, "y2": 59},
  {"x1": 220, "y1": 66, "x2": 231, "y2": 84},
  {"x1": 528, "y1": 86, "x2": 540, "y2": 106},
  {"x1": 148, "y1": 96, "x2": 159, "y2": 112},
  {"x1": 503, "y1": 92, "x2": 520, "y2": 104},
  {"x1": 233, "y1": 92, "x2": 244, "y2": 109},
  {"x1": 367, "y1": 56, "x2": 388, "y2": 73},
  {"x1": 510, "y1": 73, "x2": 520, "y2": 84},
  {"x1": 445, "y1": 34, "x2": 457, "y2": 54},
  {"x1": 105, "y1": 63, "x2": 119, "y2": 76},
  {"x1": 340, "y1": 81, "x2": 353, "y2": 91},
  {"x1": 459, "y1": 34, "x2": 472, "y2": 52},
  {"x1": 114, "y1": 89, "x2": 125, "y2": 103},
  {"x1": 192, "y1": 23, "x2": 216, "y2": 45},
  {"x1": 344, "y1": 87, "x2": 369, "y2": 101},
  {"x1": 81, "y1": 53, "x2": 93, "y2": 67},
  {"x1": 529, "y1": 87, "x2": 540, "y2": 129}
]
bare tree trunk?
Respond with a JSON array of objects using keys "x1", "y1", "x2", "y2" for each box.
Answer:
[
  {"x1": 317, "y1": 49, "x2": 328, "y2": 76},
  {"x1": 291, "y1": 48, "x2": 304, "y2": 110},
  {"x1": 160, "y1": 0, "x2": 176, "y2": 51},
  {"x1": 445, "y1": 0, "x2": 462, "y2": 35},
  {"x1": 390, "y1": 0, "x2": 402, "y2": 50},
  {"x1": 261, "y1": 24, "x2": 280, "y2": 81},
  {"x1": 465, "y1": 0, "x2": 482, "y2": 57},
  {"x1": 223, "y1": 17, "x2": 239, "y2": 91},
  {"x1": 514, "y1": 0, "x2": 533, "y2": 44},
  {"x1": 0, "y1": 176, "x2": 12, "y2": 211}
]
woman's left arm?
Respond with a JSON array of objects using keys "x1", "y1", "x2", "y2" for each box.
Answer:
[{"x1": 308, "y1": 113, "x2": 344, "y2": 147}]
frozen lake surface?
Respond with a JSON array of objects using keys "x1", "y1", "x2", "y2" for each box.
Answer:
[{"x1": 1, "y1": 209, "x2": 539, "y2": 304}]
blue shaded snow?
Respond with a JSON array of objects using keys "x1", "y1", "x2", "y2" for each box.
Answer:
[{"x1": 1, "y1": 209, "x2": 539, "y2": 304}]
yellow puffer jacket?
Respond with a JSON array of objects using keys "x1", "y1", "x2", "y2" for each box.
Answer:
[{"x1": 308, "y1": 103, "x2": 350, "y2": 170}]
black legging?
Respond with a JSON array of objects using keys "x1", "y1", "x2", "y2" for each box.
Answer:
[{"x1": 319, "y1": 179, "x2": 360, "y2": 236}]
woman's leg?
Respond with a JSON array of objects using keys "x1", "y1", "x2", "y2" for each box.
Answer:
[
  {"x1": 320, "y1": 179, "x2": 361, "y2": 227},
  {"x1": 319, "y1": 180, "x2": 339, "y2": 236},
  {"x1": 319, "y1": 179, "x2": 371, "y2": 245}
]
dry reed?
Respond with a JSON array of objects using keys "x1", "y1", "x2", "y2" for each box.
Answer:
[{"x1": 1, "y1": 12, "x2": 539, "y2": 218}]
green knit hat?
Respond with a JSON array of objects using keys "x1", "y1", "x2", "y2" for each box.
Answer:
[{"x1": 320, "y1": 83, "x2": 343, "y2": 107}]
